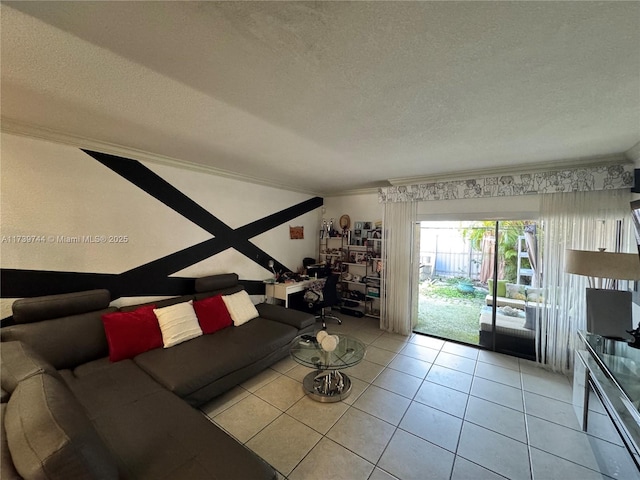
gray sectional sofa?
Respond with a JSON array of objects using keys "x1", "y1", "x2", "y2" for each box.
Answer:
[{"x1": 0, "y1": 273, "x2": 316, "y2": 480}]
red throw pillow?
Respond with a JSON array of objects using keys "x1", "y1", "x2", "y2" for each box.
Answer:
[
  {"x1": 101, "y1": 305, "x2": 163, "y2": 362},
  {"x1": 193, "y1": 295, "x2": 233, "y2": 334}
]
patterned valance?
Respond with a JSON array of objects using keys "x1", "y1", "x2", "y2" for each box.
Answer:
[{"x1": 378, "y1": 163, "x2": 634, "y2": 203}]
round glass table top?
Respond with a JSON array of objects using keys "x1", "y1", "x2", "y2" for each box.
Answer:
[{"x1": 290, "y1": 333, "x2": 366, "y2": 370}]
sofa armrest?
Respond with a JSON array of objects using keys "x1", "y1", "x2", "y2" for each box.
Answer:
[
  {"x1": 1, "y1": 404, "x2": 21, "y2": 480},
  {"x1": 255, "y1": 303, "x2": 315, "y2": 331},
  {"x1": 1, "y1": 341, "x2": 62, "y2": 395}
]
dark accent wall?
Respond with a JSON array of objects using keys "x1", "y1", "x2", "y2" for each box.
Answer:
[{"x1": 1, "y1": 149, "x2": 322, "y2": 303}]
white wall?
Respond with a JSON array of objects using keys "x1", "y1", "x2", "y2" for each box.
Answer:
[
  {"x1": 0, "y1": 133, "x2": 320, "y2": 316},
  {"x1": 323, "y1": 193, "x2": 383, "y2": 227}
]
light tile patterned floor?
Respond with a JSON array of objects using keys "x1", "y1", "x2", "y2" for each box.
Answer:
[{"x1": 200, "y1": 313, "x2": 640, "y2": 480}]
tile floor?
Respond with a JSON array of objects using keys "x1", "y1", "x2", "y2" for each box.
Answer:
[{"x1": 200, "y1": 313, "x2": 640, "y2": 480}]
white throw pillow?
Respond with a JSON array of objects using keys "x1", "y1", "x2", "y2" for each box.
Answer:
[
  {"x1": 222, "y1": 291, "x2": 259, "y2": 326},
  {"x1": 153, "y1": 301, "x2": 203, "y2": 348}
]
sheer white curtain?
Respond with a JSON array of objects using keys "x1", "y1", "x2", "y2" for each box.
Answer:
[
  {"x1": 538, "y1": 189, "x2": 632, "y2": 373},
  {"x1": 381, "y1": 201, "x2": 417, "y2": 335}
]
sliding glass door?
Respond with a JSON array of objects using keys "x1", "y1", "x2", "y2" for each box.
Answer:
[
  {"x1": 414, "y1": 219, "x2": 538, "y2": 358},
  {"x1": 415, "y1": 221, "x2": 489, "y2": 345}
]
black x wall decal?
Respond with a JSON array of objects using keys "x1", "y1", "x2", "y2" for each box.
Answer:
[{"x1": 1, "y1": 149, "x2": 323, "y2": 306}]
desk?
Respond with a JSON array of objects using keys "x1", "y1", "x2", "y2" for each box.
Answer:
[
  {"x1": 573, "y1": 331, "x2": 640, "y2": 471},
  {"x1": 265, "y1": 280, "x2": 314, "y2": 308}
]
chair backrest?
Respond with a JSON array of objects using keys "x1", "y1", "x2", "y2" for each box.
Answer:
[{"x1": 322, "y1": 274, "x2": 340, "y2": 306}]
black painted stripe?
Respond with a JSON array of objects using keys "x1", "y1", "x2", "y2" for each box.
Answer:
[
  {"x1": 0, "y1": 269, "x2": 265, "y2": 300},
  {"x1": 1, "y1": 149, "x2": 323, "y2": 305},
  {"x1": 85, "y1": 149, "x2": 322, "y2": 274},
  {"x1": 85, "y1": 150, "x2": 230, "y2": 236}
]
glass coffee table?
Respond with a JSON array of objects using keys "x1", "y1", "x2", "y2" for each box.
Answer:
[{"x1": 290, "y1": 333, "x2": 366, "y2": 402}]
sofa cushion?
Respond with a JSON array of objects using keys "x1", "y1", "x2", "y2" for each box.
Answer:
[
  {"x1": 524, "y1": 306, "x2": 538, "y2": 330},
  {"x1": 487, "y1": 279, "x2": 507, "y2": 298},
  {"x1": 193, "y1": 295, "x2": 233, "y2": 334},
  {"x1": 5, "y1": 374, "x2": 118, "y2": 480},
  {"x1": 193, "y1": 285, "x2": 244, "y2": 300},
  {"x1": 0, "y1": 308, "x2": 116, "y2": 370},
  {"x1": 101, "y1": 305, "x2": 163, "y2": 362},
  {"x1": 1, "y1": 340, "x2": 61, "y2": 394},
  {"x1": 222, "y1": 290, "x2": 259, "y2": 326},
  {"x1": 133, "y1": 317, "x2": 297, "y2": 400},
  {"x1": 1, "y1": 403, "x2": 22, "y2": 480},
  {"x1": 505, "y1": 283, "x2": 526, "y2": 301},
  {"x1": 194, "y1": 273, "x2": 239, "y2": 293},
  {"x1": 525, "y1": 286, "x2": 544, "y2": 303},
  {"x1": 154, "y1": 301, "x2": 203, "y2": 348},
  {"x1": 255, "y1": 302, "x2": 316, "y2": 331},
  {"x1": 60, "y1": 359, "x2": 165, "y2": 421},
  {"x1": 62, "y1": 360, "x2": 275, "y2": 480},
  {"x1": 118, "y1": 295, "x2": 195, "y2": 313},
  {"x1": 90, "y1": 389, "x2": 275, "y2": 480},
  {"x1": 11, "y1": 289, "x2": 111, "y2": 324}
]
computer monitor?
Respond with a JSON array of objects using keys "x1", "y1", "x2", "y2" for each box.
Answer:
[{"x1": 307, "y1": 264, "x2": 330, "y2": 279}]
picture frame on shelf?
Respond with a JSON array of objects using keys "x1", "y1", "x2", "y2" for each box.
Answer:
[
  {"x1": 363, "y1": 222, "x2": 372, "y2": 230},
  {"x1": 354, "y1": 229, "x2": 362, "y2": 237},
  {"x1": 354, "y1": 221, "x2": 364, "y2": 230}
]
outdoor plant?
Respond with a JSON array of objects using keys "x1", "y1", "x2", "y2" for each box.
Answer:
[
  {"x1": 420, "y1": 277, "x2": 485, "y2": 300},
  {"x1": 462, "y1": 221, "x2": 534, "y2": 284}
]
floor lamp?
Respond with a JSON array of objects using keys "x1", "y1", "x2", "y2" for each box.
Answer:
[{"x1": 565, "y1": 249, "x2": 640, "y2": 339}]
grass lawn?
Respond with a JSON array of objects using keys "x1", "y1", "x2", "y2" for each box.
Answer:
[{"x1": 414, "y1": 280, "x2": 486, "y2": 345}]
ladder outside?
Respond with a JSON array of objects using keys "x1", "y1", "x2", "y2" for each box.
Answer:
[{"x1": 516, "y1": 235, "x2": 533, "y2": 285}]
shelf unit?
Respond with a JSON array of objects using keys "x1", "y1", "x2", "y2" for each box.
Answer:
[
  {"x1": 341, "y1": 245, "x2": 368, "y2": 317},
  {"x1": 318, "y1": 221, "x2": 383, "y2": 319},
  {"x1": 341, "y1": 239, "x2": 382, "y2": 319},
  {"x1": 364, "y1": 238, "x2": 382, "y2": 318},
  {"x1": 318, "y1": 235, "x2": 346, "y2": 274}
]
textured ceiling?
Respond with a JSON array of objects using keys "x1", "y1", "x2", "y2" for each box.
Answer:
[{"x1": 1, "y1": 1, "x2": 639, "y2": 195}]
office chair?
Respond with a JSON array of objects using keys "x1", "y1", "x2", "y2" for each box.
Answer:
[{"x1": 312, "y1": 274, "x2": 342, "y2": 329}]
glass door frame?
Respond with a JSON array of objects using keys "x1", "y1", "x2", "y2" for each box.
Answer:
[{"x1": 413, "y1": 217, "x2": 539, "y2": 358}]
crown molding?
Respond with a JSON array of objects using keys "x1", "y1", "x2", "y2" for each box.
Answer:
[
  {"x1": 387, "y1": 153, "x2": 631, "y2": 186},
  {"x1": 1, "y1": 118, "x2": 323, "y2": 197},
  {"x1": 322, "y1": 186, "x2": 383, "y2": 197}
]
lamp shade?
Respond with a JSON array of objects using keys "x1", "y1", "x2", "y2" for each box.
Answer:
[{"x1": 565, "y1": 250, "x2": 640, "y2": 280}]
